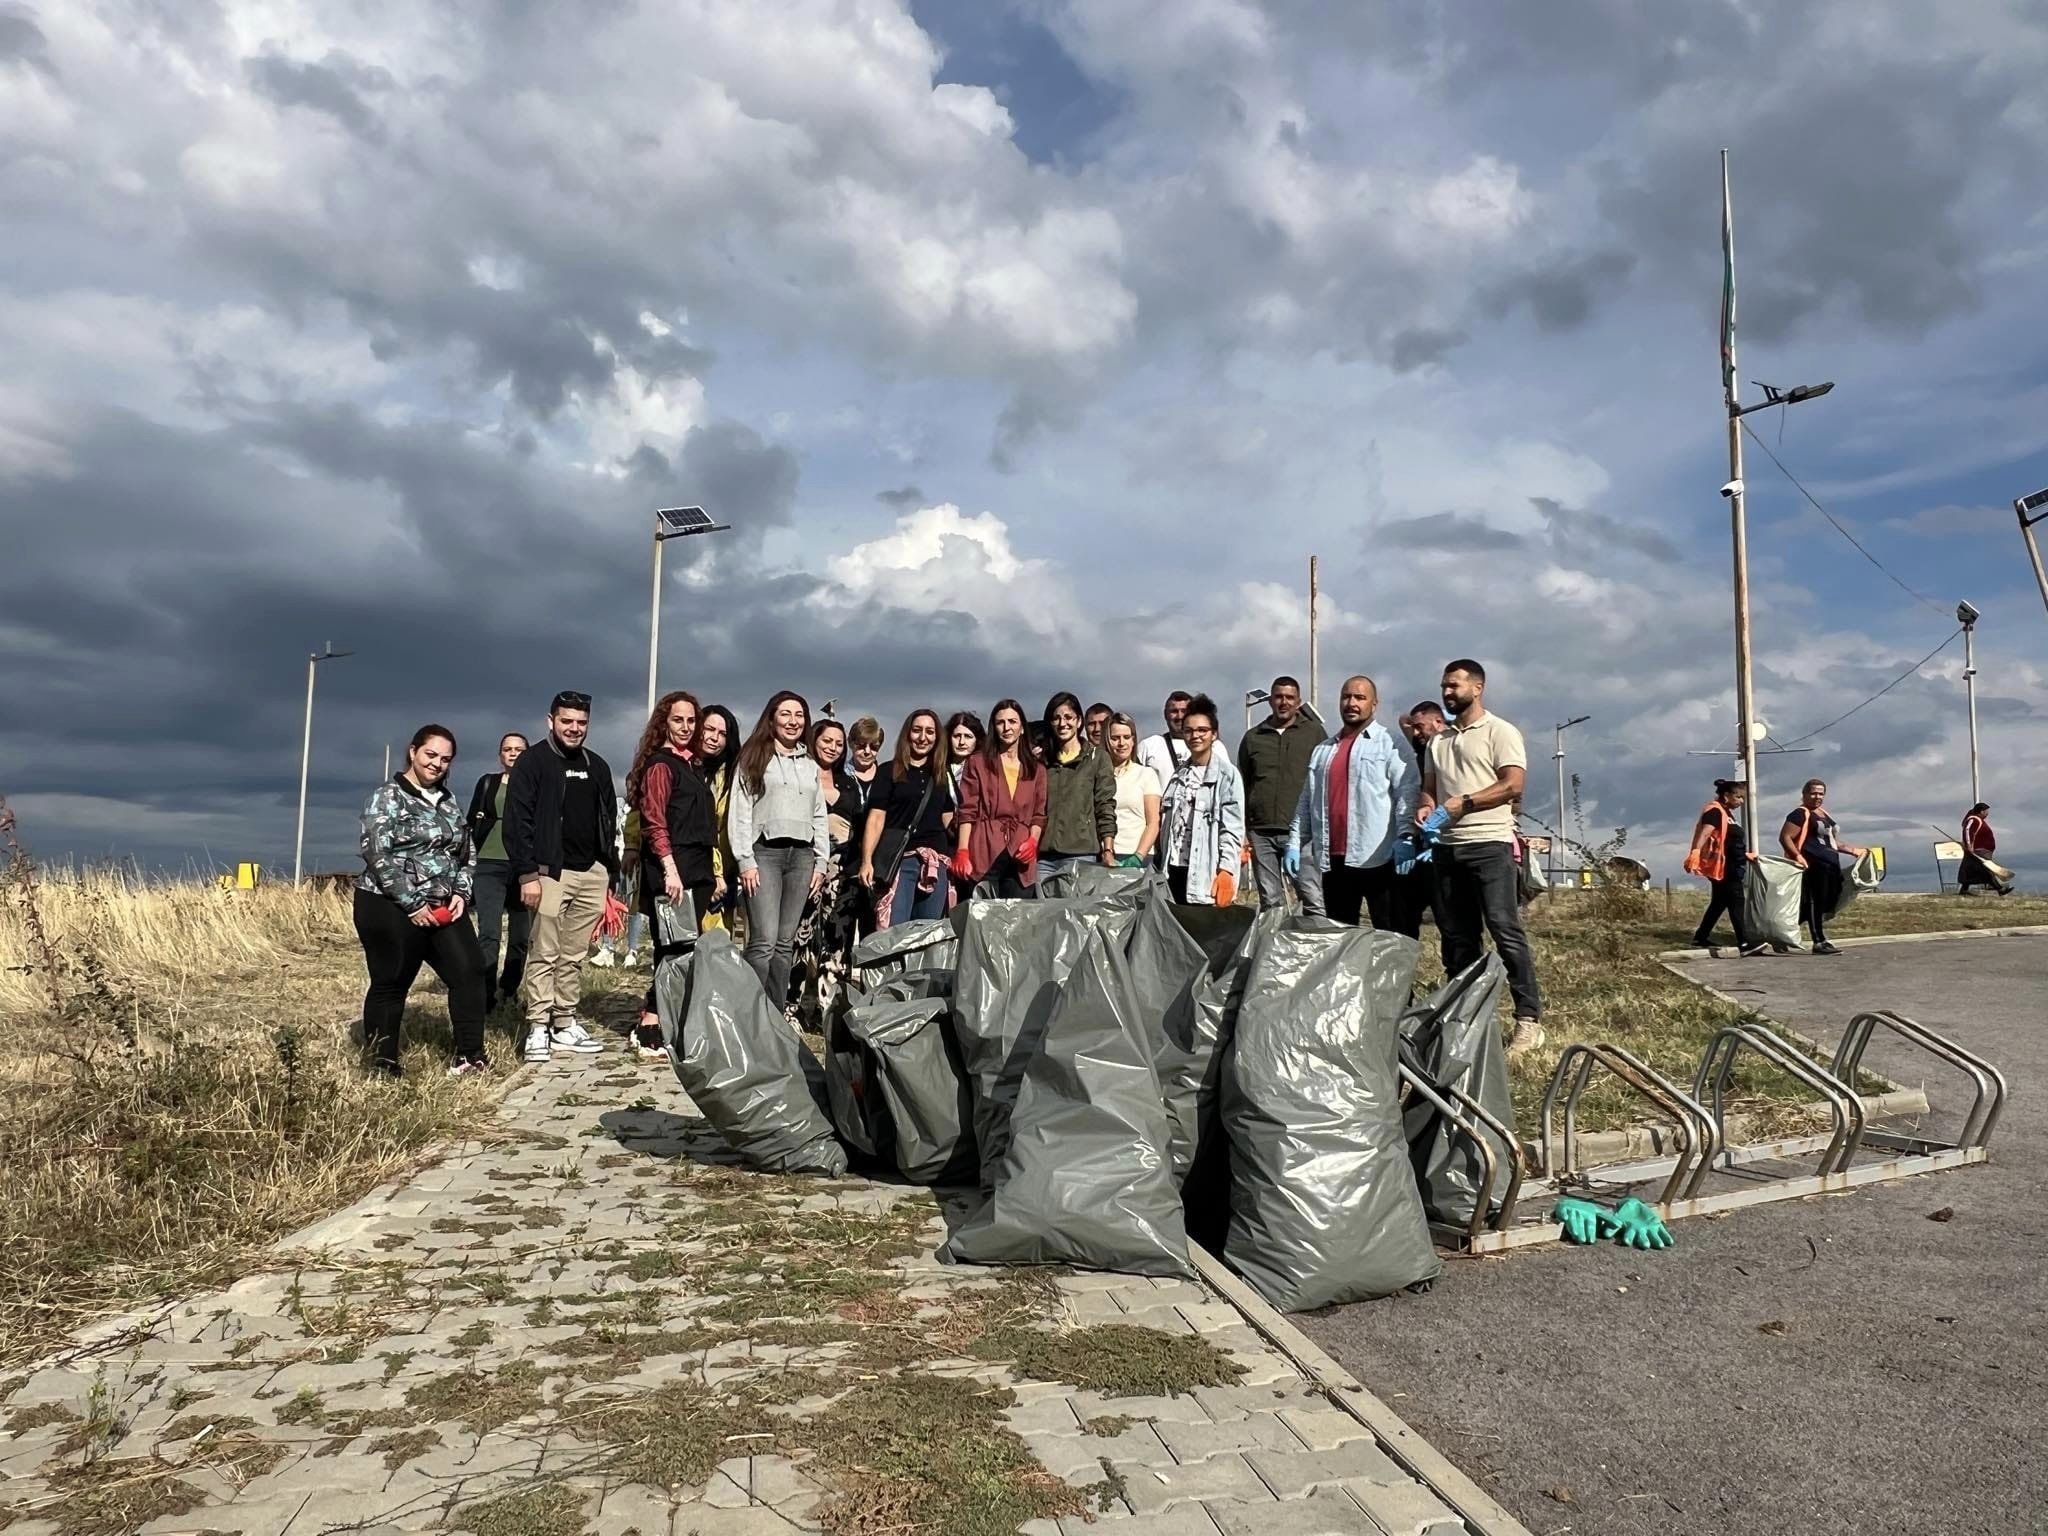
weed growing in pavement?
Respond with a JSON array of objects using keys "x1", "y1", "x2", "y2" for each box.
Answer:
[
  {"x1": 1082, "y1": 1414, "x2": 1136, "y2": 1437},
  {"x1": 974, "y1": 1322, "x2": 1246, "y2": 1397},
  {"x1": 366, "y1": 1426, "x2": 442, "y2": 1471},
  {"x1": 448, "y1": 1482, "x2": 589, "y2": 1536}
]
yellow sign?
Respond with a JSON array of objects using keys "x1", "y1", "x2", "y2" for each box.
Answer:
[{"x1": 216, "y1": 862, "x2": 262, "y2": 890}]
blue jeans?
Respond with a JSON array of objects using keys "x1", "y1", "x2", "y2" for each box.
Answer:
[
  {"x1": 744, "y1": 842, "x2": 815, "y2": 1007},
  {"x1": 888, "y1": 860, "x2": 949, "y2": 925}
]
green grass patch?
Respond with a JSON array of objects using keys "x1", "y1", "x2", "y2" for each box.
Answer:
[{"x1": 978, "y1": 1322, "x2": 1245, "y2": 1397}]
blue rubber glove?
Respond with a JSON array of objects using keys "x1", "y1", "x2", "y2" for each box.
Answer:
[
  {"x1": 1552, "y1": 1196, "x2": 1608, "y2": 1245},
  {"x1": 1602, "y1": 1197, "x2": 1674, "y2": 1250},
  {"x1": 1418, "y1": 806, "x2": 1452, "y2": 844},
  {"x1": 1392, "y1": 838, "x2": 1431, "y2": 876},
  {"x1": 1283, "y1": 844, "x2": 1301, "y2": 878}
]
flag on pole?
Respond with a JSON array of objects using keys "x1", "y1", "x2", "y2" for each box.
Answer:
[{"x1": 1720, "y1": 151, "x2": 1738, "y2": 411}]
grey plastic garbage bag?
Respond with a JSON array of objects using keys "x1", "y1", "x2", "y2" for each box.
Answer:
[
  {"x1": 1222, "y1": 923, "x2": 1439, "y2": 1310},
  {"x1": 951, "y1": 898, "x2": 1142, "y2": 1185},
  {"x1": 942, "y1": 930, "x2": 1193, "y2": 1276},
  {"x1": 1123, "y1": 898, "x2": 1258, "y2": 1181},
  {"x1": 851, "y1": 918, "x2": 958, "y2": 993},
  {"x1": 842, "y1": 994, "x2": 978, "y2": 1185},
  {"x1": 1400, "y1": 954, "x2": 1515, "y2": 1229},
  {"x1": 1831, "y1": 848, "x2": 1883, "y2": 916},
  {"x1": 1746, "y1": 855, "x2": 1805, "y2": 950},
  {"x1": 1033, "y1": 861, "x2": 1156, "y2": 905},
  {"x1": 660, "y1": 930, "x2": 848, "y2": 1176}
]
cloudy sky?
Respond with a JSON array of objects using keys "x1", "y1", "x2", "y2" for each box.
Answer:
[{"x1": 6, "y1": 0, "x2": 2048, "y2": 884}]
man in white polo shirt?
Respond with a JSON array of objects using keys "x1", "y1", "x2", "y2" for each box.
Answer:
[{"x1": 1417, "y1": 658, "x2": 1544, "y2": 1054}]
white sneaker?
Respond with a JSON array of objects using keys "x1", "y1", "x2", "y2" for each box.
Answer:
[
  {"x1": 590, "y1": 948, "x2": 616, "y2": 969},
  {"x1": 619, "y1": 950, "x2": 641, "y2": 969},
  {"x1": 551, "y1": 1020, "x2": 603, "y2": 1054},
  {"x1": 522, "y1": 1028, "x2": 552, "y2": 1063}
]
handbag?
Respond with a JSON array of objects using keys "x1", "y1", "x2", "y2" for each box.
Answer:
[{"x1": 871, "y1": 768, "x2": 937, "y2": 892}]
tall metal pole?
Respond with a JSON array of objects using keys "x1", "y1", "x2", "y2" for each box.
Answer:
[
  {"x1": 2017, "y1": 496, "x2": 2048, "y2": 620},
  {"x1": 646, "y1": 526, "x2": 665, "y2": 719},
  {"x1": 1723, "y1": 150, "x2": 1761, "y2": 847},
  {"x1": 1962, "y1": 617, "x2": 1980, "y2": 804},
  {"x1": 1554, "y1": 726, "x2": 1567, "y2": 890},
  {"x1": 383, "y1": 744, "x2": 391, "y2": 781},
  {"x1": 1307, "y1": 555, "x2": 1320, "y2": 720},
  {"x1": 294, "y1": 654, "x2": 317, "y2": 887}
]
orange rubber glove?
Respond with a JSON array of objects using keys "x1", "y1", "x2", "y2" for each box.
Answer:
[{"x1": 1212, "y1": 869, "x2": 1237, "y2": 907}]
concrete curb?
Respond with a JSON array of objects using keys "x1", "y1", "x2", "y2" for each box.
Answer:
[
  {"x1": 1189, "y1": 1244, "x2": 1535, "y2": 1536},
  {"x1": 1656, "y1": 923, "x2": 2048, "y2": 962}
]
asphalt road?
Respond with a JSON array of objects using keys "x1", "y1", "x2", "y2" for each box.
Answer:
[{"x1": 1297, "y1": 933, "x2": 2048, "y2": 1536}]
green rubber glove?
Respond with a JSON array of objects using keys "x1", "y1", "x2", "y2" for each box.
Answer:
[
  {"x1": 1552, "y1": 1196, "x2": 1609, "y2": 1245},
  {"x1": 1603, "y1": 1197, "x2": 1674, "y2": 1250}
]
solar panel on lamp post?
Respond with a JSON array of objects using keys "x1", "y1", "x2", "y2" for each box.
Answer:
[
  {"x1": 294, "y1": 641, "x2": 353, "y2": 887},
  {"x1": 648, "y1": 506, "x2": 732, "y2": 717},
  {"x1": 2015, "y1": 487, "x2": 2048, "y2": 623}
]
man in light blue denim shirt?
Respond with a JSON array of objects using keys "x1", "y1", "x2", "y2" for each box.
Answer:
[{"x1": 1286, "y1": 675, "x2": 1422, "y2": 933}]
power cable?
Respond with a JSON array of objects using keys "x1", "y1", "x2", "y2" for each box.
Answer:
[
  {"x1": 1774, "y1": 628, "x2": 1961, "y2": 748},
  {"x1": 1741, "y1": 419, "x2": 1949, "y2": 616}
]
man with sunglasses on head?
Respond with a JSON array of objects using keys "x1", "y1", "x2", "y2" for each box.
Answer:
[{"x1": 504, "y1": 690, "x2": 618, "y2": 1062}]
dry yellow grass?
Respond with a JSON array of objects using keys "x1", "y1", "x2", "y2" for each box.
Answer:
[{"x1": 0, "y1": 857, "x2": 524, "y2": 1371}]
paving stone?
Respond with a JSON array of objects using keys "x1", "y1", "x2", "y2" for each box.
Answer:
[
  {"x1": 702, "y1": 1459, "x2": 756, "y2": 1508},
  {"x1": 1345, "y1": 1477, "x2": 1466, "y2": 1536},
  {"x1": 1057, "y1": 1509, "x2": 1225, "y2": 1535},
  {"x1": 1274, "y1": 1408, "x2": 1375, "y2": 1452},
  {"x1": 1243, "y1": 1444, "x2": 1410, "y2": 1500},
  {"x1": 673, "y1": 1505, "x2": 822, "y2": 1534},
  {"x1": 1140, "y1": 1279, "x2": 1216, "y2": 1307},
  {"x1": 1175, "y1": 1302, "x2": 1247, "y2": 1333},
  {"x1": 1061, "y1": 1291, "x2": 1130, "y2": 1324},
  {"x1": 1025, "y1": 1422, "x2": 1172, "y2": 1481},
  {"x1": 1191, "y1": 1384, "x2": 1322, "y2": 1423},
  {"x1": 1205, "y1": 1488, "x2": 1385, "y2": 1535},
  {"x1": 1108, "y1": 1304, "x2": 1197, "y2": 1335},
  {"x1": 593, "y1": 1482, "x2": 680, "y2": 1535},
  {"x1": 1003, "y1": 1394, "x2": 1082, "y2": 1436},
  {"x1": 1118, "y1": 1451, "x2": 1274, "y2": 1514},
  {"x1": 1068, "y1": 1391, "x2": 1213, "y2": 1426},
  {"x1": 1153, "y1": 1412, "x2": 1303, "y2": 1463}
]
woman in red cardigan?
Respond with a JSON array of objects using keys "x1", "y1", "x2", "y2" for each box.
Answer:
[{"x1": 952, "y1": 698, "x2": 1047, "y2": 898}]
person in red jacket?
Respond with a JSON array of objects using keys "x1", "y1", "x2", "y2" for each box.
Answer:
[
  {"x1": 952, "y1": 698, "x2": 1047, "y2": 898},
  {"x1": 1959, "y1": 802, "x2": 2012, "y2": 895}
]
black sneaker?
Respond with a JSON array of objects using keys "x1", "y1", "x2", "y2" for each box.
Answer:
[
  {"x1": 1813, "y1": 941, "x2": 1841, "y2": 956},
  {"x1": 368, "y1": 1057, "x2": 404, "y2": 1079},
  {"x1": 1739, "y1": 943, "x2": 1770, "y2": 958}
]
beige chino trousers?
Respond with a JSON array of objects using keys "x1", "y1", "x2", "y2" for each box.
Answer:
[{"x1": 522, "y1": 863, "x2": 610, "y2": 1031}]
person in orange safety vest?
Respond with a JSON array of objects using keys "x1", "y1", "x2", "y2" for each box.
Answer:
[{"x1": 1685, "y1": 777, "x2": 1764, "y2": 955}]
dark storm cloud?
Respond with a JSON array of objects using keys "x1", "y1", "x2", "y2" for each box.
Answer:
[
  {"x1": 1373, "y1": 511, "x2": 1525, "y2": 551},
  {"x1": 876, "y1": 485, "x2": 927, "y2": 508},
  {"x1": 0, "y1": 3, "x2": 50, "y2": 73},
  {"x1": 1534, "y1": 496, "x2": 1678, "y2": 564},
  {"x1": 1482, "y1": 250, "x2": 1636, "y2": 333},
  {"x1": 1387, "y1": 327, "x2": 1465, "y2": 374},
  {"x1": 244, "y1": 49, "x2": 393, "y2": 143}
]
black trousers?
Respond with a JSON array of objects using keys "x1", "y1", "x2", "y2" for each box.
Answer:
[
  {"x1": 471, "y1": 857, "x2": 530, "y2": 1011},
  {"x1": 1800, "y1": 860, "x2": 1843, "y2": 944},
  {"x1": 1958, "y1": 854, "x2": 2001, "y2": 893},
  {"x1": 1432, "y1": 841, "x2": 1542, "y2": 1020},
  {"x1": 983, "y1": 852, "x2": 1037, "y2": 900},
  {"x1": 353, "y1": 888, "x2": 487, "y2": 1066},
  {"x1": 1693, "y1": 871, "x2": 1749, "y2": 949},
  {"x1": 1324, "y1": 858, "x2": 1403, "y2": 933}
]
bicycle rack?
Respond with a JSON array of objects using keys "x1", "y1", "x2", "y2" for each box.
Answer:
[
  {"x1": 1834, "y1": 1010, "x2": 2008, "y2": 1154},
  {"x1": 1540, "y1": 1042, "x2": 1718, "y2": 1205},
  {"x1": 1449, "y1": 1013, "x2": 2005, "y2": 1255},
  {"x1": 1398, "y1": 1062, "x2": 1527, "y2": 1245},
  {"x1": 1695, "y1": 1021, "x2": 1866, "y2": 1176}
]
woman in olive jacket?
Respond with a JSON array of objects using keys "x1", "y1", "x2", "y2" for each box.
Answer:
[{"x1": 1035, "y1": 691, "x2": 1117, "y2": 881}]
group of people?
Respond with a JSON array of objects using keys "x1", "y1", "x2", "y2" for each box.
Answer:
[{"x1": 351, "y1": 660, "x2": 1550, "y2": 1076}]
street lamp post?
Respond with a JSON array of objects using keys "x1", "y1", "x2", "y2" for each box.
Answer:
[
  {"x1": 647, "y1": 505, "x2": 733, "y2": 717},
  {"x1": 2016, "y1": 487, "x2": 2048, "y2": 621},
  {"x1": 1720, "y1": 149, "x2": 1834, "y2": 848},
  {"x1": 1551, "y1": 714, "x2": 1589, "y2": 889},
  {"x1": 1957, "y1": 600, "x2": 1981, "y2": 804},
  {"x1": 294, "y1": 641, "x2": 353, "y2": 887}
]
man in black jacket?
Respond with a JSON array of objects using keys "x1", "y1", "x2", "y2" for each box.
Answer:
[
  {"x1": 503, "y1": 692, "x2": 619, "y2": 1063},
  {"x1": 466, "y1": 732, "x2": 530, "y2": 1013},
  {"x1": 1238, "y1": 676, "x2": 1326, "y2": 914}
]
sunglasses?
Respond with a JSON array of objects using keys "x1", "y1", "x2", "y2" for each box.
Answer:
[{"x1": 553, "y1": 691, "x2": 592, "y2": 711}]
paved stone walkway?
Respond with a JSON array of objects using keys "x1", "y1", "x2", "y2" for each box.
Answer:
[{"x1": 0, "y1": 1042, "x2": 1478, "y2": 1536}]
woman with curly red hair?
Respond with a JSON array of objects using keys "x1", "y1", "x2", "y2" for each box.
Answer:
[{"x1": 625, "y1": 690, "x2": 714, "y2": 1056}]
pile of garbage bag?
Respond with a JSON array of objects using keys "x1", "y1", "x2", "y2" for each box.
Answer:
[{"x1": 652, "y1": 876, "x2": 1520, "y2": 1312}]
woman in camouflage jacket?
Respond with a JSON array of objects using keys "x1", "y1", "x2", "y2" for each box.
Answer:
[{"x1": 354, "y1": 725, "x2": 489, "y2": 1077}]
